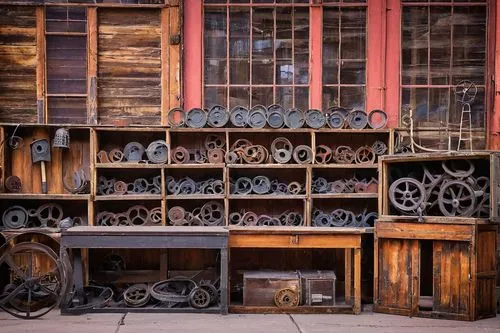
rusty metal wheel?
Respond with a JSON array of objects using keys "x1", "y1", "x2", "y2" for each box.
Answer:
[
  {"x1": 389, "y1": 178, "x2": 426, "y2": 212},
  {"x1": 438, "y1": 180, "x2": 477, "y2": 217}
]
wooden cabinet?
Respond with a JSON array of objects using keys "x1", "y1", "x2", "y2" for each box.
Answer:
[{"x1": 374, "y1": 221, "x2": 497, "y2": 321}]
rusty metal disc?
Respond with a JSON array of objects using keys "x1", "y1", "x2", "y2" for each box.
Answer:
[{"x1": 5, "y1": 176, "x2": 22, "y2": 193}]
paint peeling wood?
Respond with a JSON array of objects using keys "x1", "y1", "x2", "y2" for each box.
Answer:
[{"x1": 0, "y1": 6, "x2": 37, "y2": 123}]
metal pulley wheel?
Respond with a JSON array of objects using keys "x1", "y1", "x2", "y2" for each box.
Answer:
[
  {"x1": 207, "y1": 148, "x2": 225, "y2": 163},
  {"x1": 347, "y1": 110, "x2": 368, "y2": 129},
  {"x1": 146, "y1": 140, "x2": 169, "y2": 164},
  {"x1": 354, "y1": 146, "x2": 376, "y2": 164},
  {"x1": 293, "y1": 145, "x2": 313, "y2": 164},
  {"x1": 229, "y1": 212, "x2": 243, "y2": 226},
  {"x1": 127, "y1": 205, "x2": 150, "y2": 225},
  {"x1": 267, "y1": 104, "x2": 285, "y2": 128},
  {"x1": 287, "y1": 182, "x2": 302, "y2": 195},
  {"x1": 149, "y1": 207, "x2": 162, "y2": 224},
  {"x1": 188, "y1": 287, "x2": 211, "y2": 309},
  {"x1": 108, "y1": 148, "x2": 124, "y2": 163},
  {"x1": 167, "y1": 107, "x2": 186, "y2": 128},
  {"x1": 248, "y1": 105, "x2": 267, "y2": 128},
  {"x1": 252, "y1": 176, "x2": 271, "y2": 194},
  {"x1": 442, "y1": 160, "x2": 475, "y2": 178},
  {"x1": 305, "y1": 109, "x2": 326, "y2": 129},
  {"x1": 123, "y1": 142, "x2": 145, "y2": 162},
  {"x1": 36, "y1": 203, "x2": 64, "y2": 228},
  {"x1": 438, "y1": 180, "x2": 477, "y2": 217},
  {"x1": 204, "y1": 134, "x2": 225, "y2": 150},
  {"x1": 171, "y1": 146, "x2": 190, "y2": 164},
  {"x1": 207, "y1": 105, "x2": 229, "y2": 128},
  {"x1": 2, "y1": 205, "x2": 28, "y2": 229},
  {"x1": 225, "y1": 151, "x2": 239, "y2": 164},
  {"x1": 199, "y1": 201, "x2": 224, "y2": 226},
  {"x1": 5, "y1": 176, "x2": 22, "y2": 193},
  {"x1": 234, "y1": 177, "x2": 252, "y2": 195},
  {"x1": 230, "y1": 106, "x2": 249, "y2": 127},
  {"x1": 168, "y1": 206, "x2": 185, "y2": 223},
  {"x1": 274, "y1": 288, "x2": 299, "y2": 307},
  {"x1": 367, "y1": 109, "x2": 388, "y2": 129},
  {"x1": 186, "y1": 108, "x2": 208, "y2": 128},
  {"x1": 389, "y1": 178, "x2": 426, "y2": 212},
  {"x1": 284, "y1": 108, "x2": 305, "y2": 129},
  {"x1": 326, "y1": 111, "x2": 346, "y2": 129},
  {"x1": 315, "y1": 145, "x2": 332, "y2": 164},
  {"x1": 313, "y1": 213, "x2": 333, "y2": 227},
  {"x1": 124, "y1": 284, "x2": 151, "y2": 307},
  {"x1": 270, "y1": 137, "x2": 293, "y2": 164},
  {"x1": 372, "y1": 140, "x2": 388, "y2": 155}
]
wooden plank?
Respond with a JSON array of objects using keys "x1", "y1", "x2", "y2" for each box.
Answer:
[
  {"x1": 36, "y1": 7, "x2": 45, "y2": 124},
  {"x1": 353, "y1": 247, "x2": 361, "y2": 314},
  {"x1": 228, "y1": 234, "x2": 360, "y2": 249},
  {"x1": 168, "y1": 3, "x2": 180, "y2": 110},
  {"x1": 410, "y1": 240, "x2": 419, "y2": 316},
  {"x1": 87, "y1": 7, "x2": 97, "y2": 124},
  {"x1": 433, "y1": 241, "x2": 442, "y2": 312},
  {"x1": 161, "y1": 7, "x2": 169, "y2": 125},
  {"x1": 345, "y1": 248, "x2": 352, "y2": 304},
  {"x1": 375, "y1": 222, "x2": 474, "y2": 242}
]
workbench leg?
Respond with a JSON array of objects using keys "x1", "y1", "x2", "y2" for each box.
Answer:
[
  {"x1": 345, "y1": 248, "x2": 352, "y2": 305},
  {"x1": 354, "y1": 248, "x2": 361, "y2": 314},
  {"x1": 220, "y1": 247, "x2": 228, "y2": 315},
  {"x1": 73, "y1": 248, "x2": 84, "y2": 292}
]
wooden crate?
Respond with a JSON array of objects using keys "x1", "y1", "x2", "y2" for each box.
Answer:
[
  {"x1": 243, "y1": 271, "x2": 300, "y2": 306},
  {"x1": 374, "y1": 220, "x2": 497, "y2": 321},
  {"x1": 300, "y1": 270, "x2": 337, "y2": 306}
]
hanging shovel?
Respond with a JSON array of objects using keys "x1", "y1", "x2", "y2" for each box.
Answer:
[{"x1": 31, "y1": 139, "x2": 51, "y2": 194}]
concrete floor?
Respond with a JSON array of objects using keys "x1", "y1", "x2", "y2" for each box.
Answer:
[{"x1": 0, "y1": 309, "x2": 499, "y2": 333}]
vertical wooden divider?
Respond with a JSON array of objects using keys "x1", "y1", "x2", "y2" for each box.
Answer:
[
  {"x1": 31, "y1": 127, "x2": 49, "y2": 193},
  {"x1": 164, "y1": 129, "x2": 169, "y2": 225},
  {"x1": 168, "y1": 4, "x2": 181, "y2": 110},
  {"x1": 89, "y1": 128, "x2": 97, "y2": 226},
  {"x1": 161, "y1": 8, "x2": 170, "y2": 125},
  {"x1": 305, "y1": 166, "x2": 311, "y2": 226},
  {"x1": 353, "y1": 247, "x2": 361, "y2": 314},
  {"x1": 160, "y1": 249, "x2": 169, "y2": 279},
  {"x1": 87, "y1": 8, "x2": 98, "y2": 124},
  {"x1": 0, "y1": 127, "x2": 4, "y2": 191},
  {"x1": 36, "y1": 7, "x2": 46, "y2": 124},
  {"x1": 410, "y1": 240, "x2": 420, "y2": 316},
  {"x1": 388, "y1": 129, "x2": 394, "y2": 154},
  {"x1": 225, "y1": 129, "x2": 231, "y2": 226}
]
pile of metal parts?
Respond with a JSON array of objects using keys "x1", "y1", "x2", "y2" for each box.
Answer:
[
  {"x1": 226, "y1": 138, "x2": 313, "y2": 164},
  {"x1": 230, "y1": 176, "x2": 305, "y2": 195},
  {"x1": 167, "y1": 105, "x2": 387, "y2": 130},
  {"x1": 229, "y1": 210, "x2": 304, "y2": 227},
  {"x1": 166, "y1": 176, "x2": 224, "y2": 195},
  {"x1": 315, "y1": 141, "x2": 387, "y2": 165},
  {"x1": 97, "y1": 175, "x2": 161, "y2": 195},
  {"x1": 312, "y1": 176, "x2": 378, "y2": 194},
  {"x1": 167, "y1": 201, "x2": 224, "y2": 226},
  {"x1": 312, "y1": 208, "x2": 377, "y2": 227},
  {"x1": 97, "y1": 140, "x2": 169, "y2": 164},
  {"x1": 0, "y1": 240, "x2": 72, "y2": 319},
  {"x1": 96, "y1": 206, "x2": 162, "y2": 226},
  {"x1": 388, "y1": 159, "x2": 490, "y2": 218},
  {"x1": 171, "y1": 134, "x2": 225, "y2": 164},
  {"x1": 70, "y1": 279, "x2": 220, "y2": 310},
  {"x1": 1, "y1": 204, "x2": 85, "y2": 229}
]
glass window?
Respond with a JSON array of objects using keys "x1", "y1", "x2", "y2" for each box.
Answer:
[{"x1": 401, "y1": 4, "x2": 487, "y2": 129}]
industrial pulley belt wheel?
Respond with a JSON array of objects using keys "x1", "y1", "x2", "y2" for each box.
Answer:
[
  {"x1": 150, "y1": 278, "x2": 197, "y2": 304},
  {"x1": 63, "y1": 168, "x2": 89, "y2": 194},
  {"x1": 207, "y1": 105, "x2": 229, "y2": 127},
  {"x1": 204, "y1": 134, "x2": 226, "y2": 150},
  {"x1": 188, "y1": 287, "x2": 211, "y2": 309},
  {"x1": 230, "y1": 106, "x2": 249, "y2": 127},
  {"x1": 96, "y1": 206, "x2": 161, "y2": 226},
  {"x1": 207, "y1": 148, "x2": 225, "y2": 163},
  {"x1": 37, "y1": 203, "x2": 64, "y2": 227},
  {"x1": 267, "y1": 104, "x2": 285, "y2": 128},
  {"x1": 146, "y1": 140, "x2": 169, "y2": 164},
  {"x1": 230, "y1": 210, "x2": 304, "y2": 227},
  {"x1": 123, "y1": 284, "x2": 151, "y2": 308},
  {"x1": 5, "y1": 175, "x2": 22, "y2": 193},
  {"x1": 270, "y1": 137, "x2": 293, "y2": 164},
  {"x1": 438, "y1": 180, "x2": 477, "y2": 217},
  {"x1": 167, "y1": 107, "x2": 186, "y2": 128},
  {"x1": 325, "y1": 106, "x2": 348, "y2": 129},
  {"x1": 186, "y1": 108, "x2": 208, "y2": 128},
  {"x1": 31, "y1": 139, "x2": 51, "y2": 194},
  {"x1": 2, "y1": 205, "x2": 28, "y2": 229},
  {"x1": 199, "y1": 282, "x2": 219, "y2": 305},
  {"x1": 354, "y1": 146, "x2": 376, "y2": 164},
  {"x1": 284, "y1": 108, "x2": 305, "y2": 129},
  {"x1": 234, "y1": 177, "x2": 252, "y2": 195},
  {"x1": 367, "y1": 109, "x2": 388, "y2": 129},
  {"x1": 293, "y1": 145, "x2": 313, "y2": 164},
  {"x1": 0, "y1": 242, "x2": 68, "y2": 319},
  {"x1": 312, "y1": 208, "x2": 377, "y2": 228},
  {"x1": 252, "y1": 176, "x2": 271, "y2": 194},
  {"x1": 123, "y1": 142, "x2": 145, "y2": 162},
  {"x1": 305, "y1": 109, "x2": 326, "y2": 128},
  {"x1": 442, "y1": 159, "x2": 475, "y2": 178},
  {"x1": 108, "y1": 148, "x2": 124, "y2": 163},
  {"x1": 171, "y1": 146, "x2": 190, "y2": 164},
  {"x1": 166, "y1": 177, "x2": 224, "y2": 195},
  {"x1": 315, "y1": 145, "x2": 332, "y2": 164},
  {"x1": 248, "y1": 105, "x2": 267, "y2": 128},
  {"x1": 333, "y1": 146, "x2": 355, "y2": 164},
  {"x1": 346, "y1": 110, "x2": 368, "y2": 129},
  {"x1": 371, "y1": 140, "x2": 388, "y2": 155},
  {"x1": 389, "y1": 178, "x2": 426, "y2": 212},
  {"x1": 274, "y1": 288, "x2": 299, "y2": 307},
  {"x1": 70, "y1": 286, "x2": 114, "y2": 311}
]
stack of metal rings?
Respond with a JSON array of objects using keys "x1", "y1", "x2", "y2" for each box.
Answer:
[
  {"x1": 2, "y1": 204, "x2": 85, "y2": 229},
  {"x1": 230, "y1": 176, "x2": 304, "y2": 195},
  {"x1": 97, "y1": 175, "x2": 161, "y2": 195},
  {"x1": 171, "y1": 134, "x2": 226, "y2": 164},
  {"x1": 167, "y1": 201, "x2": 224, "y2": 226},
  {"x1": 311, "y1": 176, "x2": 378, "y2": 194},
  {"x1": 229, "y1": 210, "x2": 304, "y2": 227},
  {"x1": 315, "y1": 141, "x2": 387, "y2": 165},
  {"x1": 312, "y1": 208, "x2": 377, "y2": 228},
  {"x1": 97, "y1": 140, "x2": 169, "y2": 164},
  {"x1": 96, "y1": 205, "x2": 162, "y2": 226},
  {"x1": 165, "y1": 176, "x2": 224, "y2": 195}
]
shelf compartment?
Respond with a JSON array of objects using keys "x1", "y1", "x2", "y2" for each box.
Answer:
[
  {"x1": 310, "y1": 193, "x2": 377, "y2": 199},
  {"x1": 0, "y1": 193, "x2": 90, "y2": 200}
]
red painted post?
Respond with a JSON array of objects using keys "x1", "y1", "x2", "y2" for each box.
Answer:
[
  {"x1": 366, "y1": 0, "x2": 385, "y2": 114},
  {"x1": 183, "y1": 0, "x2": 203, "y2": 110},
  {"x1": 384, "y1": 0, "x2": 401, "y2": 128},
  {"x1": 310, "y1": 5, "x2": 322, "y2": 110},
  {"x1": 491, "y1": 0, "x2": 500, "y2": 149}
]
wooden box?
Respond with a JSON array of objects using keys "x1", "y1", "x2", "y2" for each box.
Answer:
[
  {"x1": 300, "y1": 270, "x2": 336, "y2": 306},
  {"x1": 374, "y1": 221, "x2": 497, "y2": 321},
  {"x1": 243, "y1": 271, "x2": 300, "y2": 306}
]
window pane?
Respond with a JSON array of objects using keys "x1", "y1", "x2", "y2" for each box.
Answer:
[
  {"x1": 295, "y1": 87, "x2": 309, "y2": 110},
  {"x1": 204, "y1": 7, "x2": 227, "y2": 84},
  {"x1": 252, "y1": 87, "x2": 273, "y2": 107},
  {"x1": 276, "y1": 87, "x2": 293, "y2": 110},
  {"x1": 276, "y1": 8, "x2": 293, "y2": 85},
  {"x1": 294, "y1": 7, "x2": 309, "y2": 84},
  {"x1": 401, "y1": 87, "x2": 428, "y2": 123},
  {"x1": 46, "y1": 7, "x2": 87, "y2": 33},
  {"x1": 340, "y1": 8, "x2": 365, "y2": 60},
  {"x1": 339, "y1": 86, "x2": 364, "y2": 110},
  {"x1": 47, "y1": 97, "x2": 87, "y2": 124},
  {"x1": 429, "y1": 7, "x2": 451, "y2": 85},
  {"x1": 340, "y1": 61, "x2": 365, "y2": 84},
  {"x1": 252, "y1": 8, "x2": 274, "y2": 84},
  {"x1": 230, "y1": 87, "x2": 250, "y2": 109},
  {"x1": 402, "y1": 6, "x2": 428, "y2": 85},
  {"x1": 323, "y1": 8, "x2": 339, "y2": 85},
  {"x1": 205, "y1": 86, "x2": 227, "y2": 109},
  {"x1": 323, "y1": 86, "x2": 338, "y2": 110}
]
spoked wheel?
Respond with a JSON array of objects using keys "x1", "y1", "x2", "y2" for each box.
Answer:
[
  {"x1": 0, "y1": 242, "x2": 65, "y2": 319},
  {"x1": 389, "y1": 178, "x2": 426, "y2": 213},
  {"x1": 438, "y1": 180, "x2": 476, "y2": 217}
]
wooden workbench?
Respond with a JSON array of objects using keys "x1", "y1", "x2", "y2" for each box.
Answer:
[
  {"x1": 60, "y1": 226, "x2": 229, "y2": 314},
  {"x1": 227, "y1": 226, "x2": 373, "y2": 314}
]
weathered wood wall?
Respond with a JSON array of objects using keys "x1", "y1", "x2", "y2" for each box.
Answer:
[
  {"x1": 97, "y1": 9, "x2": 162, "y2": 125},
  {"x1": 0, "y1": 6, "x2": 37, "y2": 123}
]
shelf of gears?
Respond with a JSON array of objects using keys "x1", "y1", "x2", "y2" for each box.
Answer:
[{"x1": 0, "y1": 105, "x2": 392, "y2": 315}]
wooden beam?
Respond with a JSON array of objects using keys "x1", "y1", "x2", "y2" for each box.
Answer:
[
  {"x1": 36, "y1": 7, "x2": 46, "y2": 124},
  {"x1": 183, "y1": 0, "x2": 202, "y2": 109},
  {"x1": 161, "y1": 7, "x2": 170, "y2": 125},
  {"x1": 309, "y1": 5, "x2": 322, "y2": 110},
  {"x1": 87, "y1": 7, "x2": 98, "y2": 125},
  {"x1": 169, "y1": 4, "x2": 181, "y2": 110}
]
